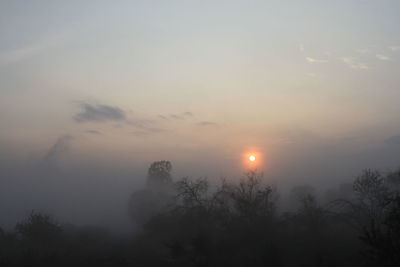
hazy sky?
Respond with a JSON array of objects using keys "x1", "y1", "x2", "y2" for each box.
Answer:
[{"x1": 1, "y1": 0, "x2": 400, "y2": 230}]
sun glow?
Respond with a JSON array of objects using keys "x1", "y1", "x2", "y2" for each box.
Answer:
[{"x1": 242, "y1": 150, "x2": 265, "y2": 170}]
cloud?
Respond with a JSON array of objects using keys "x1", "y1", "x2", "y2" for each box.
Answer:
[
  {"x1": 356, "y1": 48, "x2": 370, "y2": 54},
  {"x1": 183, "y1": 111, "x2": 194, "y2": 117},
  {"x1": 306, "y1": 57, "x2": 328, "y2": 63},
  {"x1": 126, "y1": 119, "x2": 163, "y2": 132},
  {"x1": 170, "y1": 114, "x2": 183, "y2": 120},
  {"x1": 158, "y1": 115, "x2": 169, "y2": 120},
  {"x1": 298, "y1": 44, "x2": 305, "y2": 52},
  {"x1": 376, "y1": 54, "x2": 391, "y2": 61},
  {"x1": 126, "y1": 119, "x2": 152, "y2": 127},
  {"x1": 0, "y1": 33, "x2": 68, "y2": 66},
  {"x1": 341, "y1": 57, "x2": 369, "y2": 70},
  {"x1": 74, "y1": 103, "x2": 126, "y2": 123},
  {"x1": 43, "y1": 135, "x2": 73, "y2": 167},
  {"x1": 159, "y1": 112, "x2": 193, "y2": 120},
  {"x1": 385, "y1": 135, "x2": 400, "y2": 145},
  {"x1": 131, "y1": 127, "x2": 165, "y2": 137},
  {"x1": 388, "y1": 45, "x2": 400, "y2": 51},
  {"x1": 85, "y1": 130, "x2": 101, "y2": 135},
  {"x1": 197, "y1": 121, "x2": 219, "y2": 127},
  {"x1": 74, "y1": 102, "x2": 164, "y2": 134}
]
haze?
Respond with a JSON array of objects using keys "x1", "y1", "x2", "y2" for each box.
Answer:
[{"x1": 1, "y1": 0, "x2": 400, "y2": 231}]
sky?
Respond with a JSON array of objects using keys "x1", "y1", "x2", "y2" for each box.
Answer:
[{"x1": 1, "y1": 0, "x2": 400, "y2": 230}]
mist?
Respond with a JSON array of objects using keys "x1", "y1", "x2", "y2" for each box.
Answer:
[
  {"x1": 1, "y1": 128, "x2": 399, "y2": 231},
  {"x1": 2, "y1": 0, "x2": 400, "y2": 266}
]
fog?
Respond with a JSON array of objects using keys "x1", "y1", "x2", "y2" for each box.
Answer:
[
  {"x1": 1, "y1": 127, "x2": 399, "y2": 232},
  {"x1": 2, "y1": 1, "x2": 400, "y2": 265}
]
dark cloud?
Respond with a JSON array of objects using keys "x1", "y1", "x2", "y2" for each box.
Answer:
[
  {"x1": 85, "y1": 130, "x2": 101, "y2": 135},
  {"x1": 385, "y1": 135, "x2": 400, "y2": 145},
  {"x1": 127, "y1": 119, "x2": 153, "y2": 128},
  {"x1": 131, "y1": 127, "x2": 165, "y2": 137},
  {"x1": 74, "y1": 103, "x2": 164, "y2": 135},
  {"x1": 170, "y1": 114, "x2": 183, "y2": 120},
  {"x1": 197, "y1": 121, "x2": 219, "y2": 127},
  {"x1": 126, "y1": 119, "x2": 165, "y2": 133},
  {"x1": 183, "y1": 112, "x2": 193, "y2": 117},
  {"x1": 158, "y1": 112, "x2": 193, "y2": 121},
  {"x1": 43, "y1": 135, "x2": 73, "y2": 166},
  {"x1": 74, "y1": 103, "x2": 126, "y2": 123}
]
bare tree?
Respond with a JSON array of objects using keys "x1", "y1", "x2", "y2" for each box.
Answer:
[{"x1": 230, "y1": 170, "x2": 275, "y2": 218}]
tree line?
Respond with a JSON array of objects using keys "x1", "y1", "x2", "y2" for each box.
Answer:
[{"x1": 1, "y1": 161, "x2": 400, "y2": 266}]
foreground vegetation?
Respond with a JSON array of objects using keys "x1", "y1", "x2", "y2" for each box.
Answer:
[{"x1": 1, "y1": 161, "x2": 400, "y2": 266}]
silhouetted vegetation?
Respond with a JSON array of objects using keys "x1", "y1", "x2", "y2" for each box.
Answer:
[{"x1": 1, "y1": 162, "x2": 400, "y2": 266}]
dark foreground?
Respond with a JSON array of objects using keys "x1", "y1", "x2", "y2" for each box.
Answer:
[{"x1": 1, "y1": 163, "x2": 400, "y2": 267}]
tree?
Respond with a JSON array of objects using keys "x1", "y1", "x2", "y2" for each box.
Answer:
[
  {"x1": 337, "y1": 169, "x2": 399, "y2": 266},
  {"x1": 352, "y1": 169, "x2": 390, "y2": 229},
  {"x1": 15, "y1": 211, "x2": 62, "y2": 244},
  {"x1": 230, "y1": 170, "x2": 275, "y2": 219},
  {"x1": 13, "y1": 211, "x2": 64, "y2": 267},
  {"x1": 146, "y1": 160, "x2": 173, "y2": 191},
  {"x1": 289, "y1": 185, "x2": 316, "y2": 210},
  {"x1": 129, "y1": 161, "x2": 175, "y2": 228},
  {"x1": 386, "y1": 168, "x2": 400, "y2": 192}
]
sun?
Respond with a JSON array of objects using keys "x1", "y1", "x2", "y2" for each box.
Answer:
[{"x1": 249, "y1": 155, "x2": 256, "y2": 162}]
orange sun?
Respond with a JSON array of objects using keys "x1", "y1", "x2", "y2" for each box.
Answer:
[{"x1": 242, "y1": 150, "x2": 263, "y2": 169}]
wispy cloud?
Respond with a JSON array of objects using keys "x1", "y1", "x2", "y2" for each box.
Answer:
[
  {"x1": 158, "y1": 115, "x2": 169, "y2": 120},
  {"x1": 170, "y1": 114, "x2": 183, "y2": 120},
  {"x1": 197, "y1": 121, "x2": 219, "y2": 127},
  {"x1": 342, "y1": 57, "x2": 369, "y2": 70},
  {"x1": 356, "y1": 48, "x2": 370, "y2": 54},
  {"x1": 74, "y1": 103, "x2": 126, "y2": 123},
  {"x1": 158, "y1": 112, "x2": 194, "y2": 121},
  {"x1": 43, "y1": 135, "x2": 73, "y2": 166},
  {"x1": 376, "y1": 54, "x2": 391, "y2": 61},
  {"x1": 74, "y1": 103, "x2": 214, "y2": 135},
  {"x1": 74, "y1": 102, "x2": 165, "y2": 136},
  {"x1": 183, "y1": 111, "x2": 193, "y2": 117},
  {"x1": 85, "y1": 130, "x2": 101, "y2": 135},
  {"x1": 388, "y1": 45, "x2": 400, "y2": 52},
  {"x1": 131, "y1": 128, "x2": 165, "y2": 137},
  {"x1": 298, "y1": 44, "x2": 305, "y2": 52},
  {"x1": 126, "y1": 119, "x2": 159, "y2": 130},
  {"x1": 0, "y1": 33, "x2": 68, "y2": 66},
  {"x1": 306, "y1": 57, "x2": 328, "y2": 63}
]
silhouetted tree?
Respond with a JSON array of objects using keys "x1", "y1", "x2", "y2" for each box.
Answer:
[
  {"x1": 334, "y1": 169, "x2": 400, "y2": 266},
  {"x1": 16, "y1": 211, "x2": 62, "y2": 244},
  {"x1": 129, "y1": 161, "x2": 175, "y2": 229},
  {"x1": 386, "y1": 168, "x2": 400, "y2": 192},
  {"x1": 146, "y1": 160, "x2": 173, "y2": 191},
  {"x1": 289, "y1": 184, "x2": 316, "y2": 210},
  {"x1": 5, "y1": 166, "x2": 400, "y2": 266},
  {"x1": 230, "y1": 170, "x2": 275, "y2": 219},
  {"x1": 13, "y1": 211, "x2": 64, "y2": 266},
  {"x1": 135, "y1": 171, "x2": 284, "y2": 266}
]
